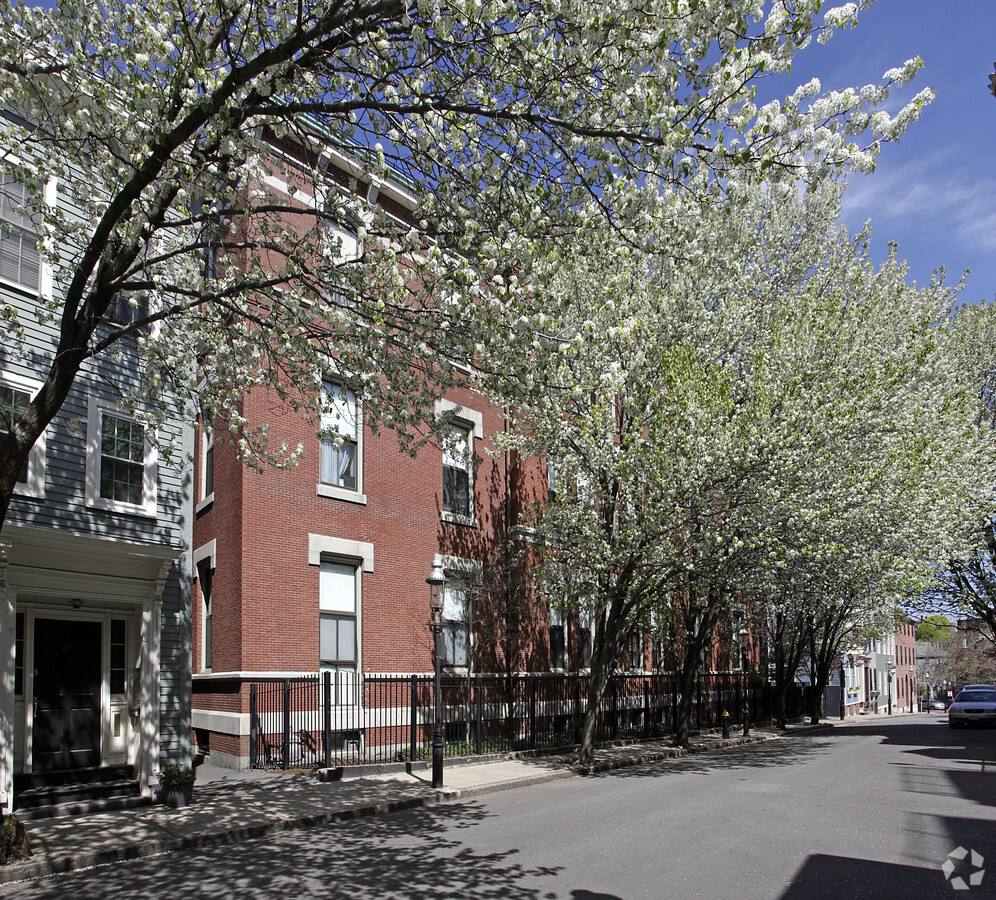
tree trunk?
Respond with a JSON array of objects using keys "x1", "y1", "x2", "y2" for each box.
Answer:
[
  {"x1": 674, "y1": 654, "x2": 699, "y2": 748},
  {"x1": 577, "y1": 663, "x2": 612, "y2": 767}
]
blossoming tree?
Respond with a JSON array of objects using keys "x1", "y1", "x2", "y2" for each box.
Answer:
[
  {"x1": 488, "y1": 178, "x2": 996, "y2": 759},
  {"x1": 0, "y1": 0, "x2": 930, "y2": 529}
]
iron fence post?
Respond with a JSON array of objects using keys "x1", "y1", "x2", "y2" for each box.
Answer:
[
  {"x1": 282, "y1": 679, "x2": 291, "y2": 770},
  {"x1": 530, "y1": 676, "x2": 537, "y2": 749},
  {"x1": 409, "y1": 674, "x2": 418, "y2": 765},
  {"x1": 644, "y1": 678, "x2": 651, "y2": 739},
  {"x1": 475, "y1": 674, "x2": 484, "y2": 755},
  {"x1": 611, "y1": 679, "x2": 618, "y2": 740},
  {"x1": 249, "y1": 683, "x2": 258, "y2": 769},
  {"x1": 574, "y1": 676, "x2": 582, "y2": 745},
  {"x1": 323, "y1": 670, "x2": 333, "y2": 768}
]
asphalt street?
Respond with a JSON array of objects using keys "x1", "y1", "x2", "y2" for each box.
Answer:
[{"x1": 3, "y1": 714, "x2": 994, "y2": 899}]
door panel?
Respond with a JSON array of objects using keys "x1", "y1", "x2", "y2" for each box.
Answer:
[{"x1": 33, "y1": 618, "x2": 102, "y2": 771}]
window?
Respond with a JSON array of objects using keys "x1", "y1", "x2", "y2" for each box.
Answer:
[
  {"x1": 108, "y1": 293, "x2": 150, "y2": 327},
  {"x1": 550, "y1": 607, "x2": 568, "y2": 670},
  {"x1": 325, "y1": 221, "x2": 360, "y2": 310},
  {"x1": 547, "y1": 457, "x2": 558, "y2": 502},
  {"x1": 199, "y1": 412, "x2": 214, "y2": 504},
  {"x1": 442, "y1": 423, "x2": 473, "y2": 518},
  {"x1": 440, "y1": 577, "x2": 470, "y2": 668},
  {"x1": 627, "y1": 628, "x2": 644, "y2": 671},
  {"x1": 320, "y1": 560, "x2": 359, "y2": 704},
  {"x1": 579, "y1": 608, "x2": 594, "y2": 669},
  {"x1": 100, "y1": 415, "x2": 144, "y2": 505},
  {"x1": 194, "y1": 541, "x2": 216, "y2": 672},
  {"x1": 198, "y1": 560, "x2": 213, "y2": 671},
  {"x1": 0, "y1": 375, "x2": 45, "y2": 498},
  {"x1": 0, "y1": 175, "x2": 40, "y2": 292},
  {"x1": 110, "y1": 619, "x2": 126, "y2": 694},
  {"x1": 85, "y1": 397, "x2": 157, "y2": 516},
  {"x1": 320, "y1": 381, "x2": 359, "y2": 491},
  {"x1": 0, "y1": 384, "x2": 29, "y2": 484},
  {"x1": 435, "y1": 400, "x2": 482, "y2": 525},
  {"x1": 731, "y1": 610, "x2": 747, "y2": 671}
]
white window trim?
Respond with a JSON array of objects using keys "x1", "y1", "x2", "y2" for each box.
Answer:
[
  {"x1": 317, "y1": 379, "x2": 366, "y2": 505},
  {"x1": 311, "y1": 535, "x2": 368, "y2": 705},
  {"x1": 196, "y1": 418, "x2": 215, "y2": 512},
  {"x1": 2, "y1": 370, "x2": 46, "y2": 499},
  {"x1": 194, "y1": 541, "x2": 216, "y2": 673},
  {"x1": 85, "y1": 395, "x2": 158, "y2": 518},
  {"x1": 435, "y1": 399, "x2": 482, "y2": 527},
  {"x1": 432, "y1": 554, "x2": 481, "y2": 673},
  {"x1": 0, "y1": 167, "x2": 52, "y2": 299},
  {"x1": 308, "y1": 533, "x2": 374, "y2": 572}
]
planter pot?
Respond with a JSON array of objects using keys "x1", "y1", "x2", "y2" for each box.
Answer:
[{"x1": 161, "y1": 780, "x2": 194, "y2": 808}]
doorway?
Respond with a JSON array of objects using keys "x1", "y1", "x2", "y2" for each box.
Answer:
[{"x1": 32, "y1": 618, "x2": 102, "y2": 771}]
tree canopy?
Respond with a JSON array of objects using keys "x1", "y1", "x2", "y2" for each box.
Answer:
[
  {"x1": 0, "y1": 0, "x2": 932, "y2": 528},
  {"x1": 488, "y1": 175, "x2": 996, "y2": 754}
]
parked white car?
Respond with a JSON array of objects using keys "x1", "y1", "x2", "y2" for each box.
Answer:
[{"x1": 948, "y1": 688, "x2": 996, "y2": 728}]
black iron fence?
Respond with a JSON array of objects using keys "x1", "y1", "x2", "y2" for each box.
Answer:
[{"x1": 248, "y1": 671, "x2": 815, "y2": 770}]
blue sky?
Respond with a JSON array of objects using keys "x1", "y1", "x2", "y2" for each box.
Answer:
[{"x1": 775, "y1": 0, "x2": 996, "y2": 304}]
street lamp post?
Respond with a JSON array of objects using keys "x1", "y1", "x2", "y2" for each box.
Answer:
[
  {"x1": 426, "y1": 563, "x2": 448, "y2": 789},
  {"x1": 839, "y1": 661, "x2": 846, "y2": 721},
  {"x1": 887, "y1": 664, "x2": 895, "y2": 716}
]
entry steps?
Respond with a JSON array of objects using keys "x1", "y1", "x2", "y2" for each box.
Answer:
[{"x1": 13, "y1": 764, "x2": 151, "y2": 821}]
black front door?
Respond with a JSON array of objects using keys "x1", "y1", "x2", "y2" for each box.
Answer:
[{"x1": 33, "y1": 618, "x2": 102, "y2": 771}]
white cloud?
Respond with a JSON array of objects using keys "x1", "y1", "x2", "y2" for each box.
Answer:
[{"x1": 841, "y1": 152, "x2": 996, "y2": 254}]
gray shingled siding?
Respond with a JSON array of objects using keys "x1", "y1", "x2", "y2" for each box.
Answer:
[{"x1": 1, "y1": 157, "x2": 193, "y2": 770}]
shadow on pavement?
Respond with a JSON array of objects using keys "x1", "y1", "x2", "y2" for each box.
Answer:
[
  {"x1": 1, "y1": 800, "x2": 560, "y2": 900},
  {"x1": 779, "y1": 855, "x2": 949, "y2": 899},
  {"x1": 600, "y1": 732, "x2": 833, "y2": 779}
]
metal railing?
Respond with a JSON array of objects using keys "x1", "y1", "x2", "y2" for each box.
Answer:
[{"x1": 248, "y1": 671, "x2": 815, "y2": 769}]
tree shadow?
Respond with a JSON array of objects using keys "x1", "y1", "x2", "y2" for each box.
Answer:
[
  {"x1": 598, "y1": 732, "x2": 833, "y2": 779},
  {"x1": 1, "y1": 800, "x2": 563, "y2": 899}
]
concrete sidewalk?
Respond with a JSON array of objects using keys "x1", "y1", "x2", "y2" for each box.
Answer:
[{"x1": 0, "y1": 722, "x2": 831, "y2": 886}]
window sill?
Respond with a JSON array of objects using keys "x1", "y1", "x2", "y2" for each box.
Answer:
[
  {"x1": 195, "y1": 494, "x2": 214, "y2": 514},
  {"x1": 441, "y1": 511, "x2": 477, "y2": 528},
  {"x1": 317, "y1": 483, "x2": 367, "y2": 505},
  {"x1": 85, "y1": 497, "x2": 157, "y2": 519},
  {"x1": 0, "y1": 275, "x2": 40, "y2": 299},
  {"x1": 12, "y1": 482, "x2": 44, "y2": 500}
]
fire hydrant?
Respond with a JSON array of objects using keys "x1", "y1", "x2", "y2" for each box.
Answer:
[{"x1": 721, "y1": 710, "x2": 730, "y2": 739}]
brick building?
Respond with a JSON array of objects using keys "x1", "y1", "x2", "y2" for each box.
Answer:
[
  {"x1": 894, "y1": 619, "x2": 917, "y2": 714},
  {"x1": 188, "y1": 136, "x2": 563, "y2": 769}
]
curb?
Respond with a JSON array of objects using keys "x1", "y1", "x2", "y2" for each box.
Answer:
[{"x1": 0, "y1": 723, "x2": 827, "y2": 885}]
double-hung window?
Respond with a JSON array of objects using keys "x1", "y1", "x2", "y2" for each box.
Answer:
[
  {"x1": 442, "y1": 423, "x2": 473, "y2": 518},
  {"x1": 549, "y1": 608, "x2": 568, "y2": 670},
  {"x1": 579, "y1": 608, "x2": 594, "y2": 669},
  {"x1": 198, "y1": 409, "x2": 214, "y2": 507},
  {"x1": 319, "y1": 380, "x2": 363, "y2": 501},
  {"x1": 0, "y1": 375, "x2": 45, "y2": 498},
  {"x1": 627, "y1": 628, "x2": 644, "y2": 671},
  {"x1": 85, "y1": 397, "x2": 157, "y2": 516},
  {"x1": 0, "y1": 175, "x2": 40, "y2": 292},
  {"x1": 203, "y1": 420, "x2": 214, "y2": 498},
  {"x1": 0, "y1": 384, "x2": 29, "y2": 485},
  {"x1": 320, "y1": 560, "x2": 359, "y2": 704},
  {"x1": 440, "y1": 577, "x2": 470, "y2": 668}
]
